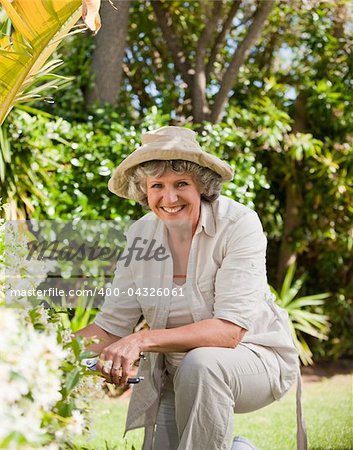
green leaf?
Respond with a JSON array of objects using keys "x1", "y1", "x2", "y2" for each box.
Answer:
[
  {"x1": 272, "y1": 263, "x2": 330, "y2": 365},
  {"x1": 65, "y1": 367, "x2": 81, "y2": 392}
]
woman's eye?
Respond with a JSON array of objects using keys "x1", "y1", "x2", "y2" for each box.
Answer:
[
  {"x1": 177, "y1": 182, "x2": 188, "y2": 187},
  {"x1": 151, "y1": 183, "x2": 162, "y2": 189}
]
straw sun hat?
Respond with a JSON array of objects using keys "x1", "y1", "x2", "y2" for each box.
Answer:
[{"x1": 108, "y1": 126, "x2": 234, "y2": 199}]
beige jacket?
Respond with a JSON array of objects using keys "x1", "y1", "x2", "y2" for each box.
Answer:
[{"x1": 95, "y1": 196, "x2": 300, "y2": 449}]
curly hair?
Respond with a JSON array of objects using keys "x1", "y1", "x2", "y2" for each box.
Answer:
[{"x1": 127, "y1": 160, "x2": 223, "y2": 207}]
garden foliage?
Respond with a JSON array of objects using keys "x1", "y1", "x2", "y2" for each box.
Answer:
[
  {"x1": 0, "y1": 214, "x2": 104, "y2": 448},
  {"x1": 1, "y1": 0, "x2": 352, "y2": 364}
]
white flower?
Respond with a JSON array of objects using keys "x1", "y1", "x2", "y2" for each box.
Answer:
[
  {"x1": 23, "y1": 259, "x2": 56, "y2": 276},
  {"x1": 0, "y1": 221, "x2": 93, "y2": 448},
  {"x1": 74, "y1": 373, "x2": 104, "y2": 399},
  {"x1": 60, "y1": 328, "x2": 74, "y2": 344},
  {"x1": 2, "y1": 223, "x2": 57, "y2": 308},
  {"x1": 0, "y1": 308, "x2": 67, "y2": 444},
  {"x1": 55, "y1": 429, "x2": 64, "y2": 439},
  {"x1": 43, "y1": 444, "x2": 59, "y2": 450},
  {"x1": 67, "y1": 409, "x2": 85, "y2": 436},
  {"x1": 37, "y1": 305, "x2": 50, "y2": 325}
]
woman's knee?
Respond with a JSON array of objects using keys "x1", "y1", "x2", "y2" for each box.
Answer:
[
  {"x1": 173, "y1": 348, "x2": 236, "y2": 425},
  {"x1": 174, "y1": 347, "x2": 218, "y2": 387}
]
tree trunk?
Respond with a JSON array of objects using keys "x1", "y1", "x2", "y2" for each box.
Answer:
[
  {"x1": 276, "y1": 181, "x2": 302, "y2": 287},
  {"x1": 191, "y1": 1, "x2": 226, "y2": 123},
  {"x1": 191, "y1": 76, "x2": 210, "y2": 123},
  {"x1": 85, "y1": 0, "x2": 131, "y2": 106},
  {"x1": 276, "y1": 92, "x2": 308, "y2": 287}
]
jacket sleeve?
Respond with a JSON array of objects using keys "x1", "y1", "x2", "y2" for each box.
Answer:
[
  {"x1": 94, "y1": 236, "x2": 142, "y2": 337},
  {"x1": 213, "y1": 210, "x2": 268, "y2": 330}
]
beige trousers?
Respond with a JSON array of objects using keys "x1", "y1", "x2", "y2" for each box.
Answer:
[{"x1": 153, "y1": 345, "x2": 275, "y2": 450}]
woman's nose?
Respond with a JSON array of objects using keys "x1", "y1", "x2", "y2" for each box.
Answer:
[{"x1": 163, "y1": 188, "x2": 178, "y2": 204}]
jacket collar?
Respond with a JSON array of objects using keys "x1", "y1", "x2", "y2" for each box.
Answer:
[{"x1": 195, "y1": 200, "x2": 216, "y2": 237}]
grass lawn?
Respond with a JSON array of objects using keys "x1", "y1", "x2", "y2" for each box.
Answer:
[{"x1": 76, "y1": 373, "x2": 352, "y2": 450}]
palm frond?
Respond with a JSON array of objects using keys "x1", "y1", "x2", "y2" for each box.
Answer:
[
  {"x1": 294, "y1": 323, "x2": 328, "y2": 340},
  {"x1": 288, "y1": 293, "x2": 331, "y2": 309},
  {"x1": 280, "y1": 261, "x2": 296, "y2": 299},
  {"x1": 0, "y1": 0, "x2": 102, "y2": 126},
  {"x1": 297, "y1": 334, "x2": 313, "y2": 366},
  {"x1": 271, "y1": 262, "x2": 331, "y2": 365}
]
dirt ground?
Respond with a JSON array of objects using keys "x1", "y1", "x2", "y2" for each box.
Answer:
[{"x1": 301, "y1": 358, "x2": 353, "y2": 383}]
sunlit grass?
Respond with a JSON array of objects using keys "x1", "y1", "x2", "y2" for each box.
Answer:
[{"x1": 76, "y1": 374, "x2": 352, "y2": 450}]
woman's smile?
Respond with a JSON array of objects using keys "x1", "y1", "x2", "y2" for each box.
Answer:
[
  {"x1": 160, "y1": 205, "x2": 185, "y2": 214},
  {"x1": 146, "y1": 170, "x2": 201, "y2": 233}
]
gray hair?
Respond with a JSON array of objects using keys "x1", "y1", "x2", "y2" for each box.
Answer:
[{"x1": 127, "y1": 160, "x2": 223, "y2": 207}]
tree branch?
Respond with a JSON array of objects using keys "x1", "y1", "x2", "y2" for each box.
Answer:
[
  {"x1": 332, "y1": 0, "x2": 347, "y2": 39},
  {"x1": 193, "y1": 1, "x2": 224, "y2": 121},
  {"x1": 257, "y1": 30, "x2": 279, "y2": 74},
  {"x1": 211, "y1": 0, "x2": 275, "y2": 123},
  {"x1": 206, "y1": 0, "x2": 242, "y2": 83},
  {"x1": 123, "y1": 52, "x2": 152, "y2": 108},
  {"x1": 196, "y1": 1, "x2": 225, "y2": 62},
  {"x1": 151, "y1": 0, "x2": 193, "y2": 87}
]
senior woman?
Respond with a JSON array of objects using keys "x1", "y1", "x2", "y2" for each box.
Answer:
[{"x1": 77, "y1": 126, "x2": 306, "y2": 450}]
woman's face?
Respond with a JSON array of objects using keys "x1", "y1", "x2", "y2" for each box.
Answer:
[{"x1": 146, "y1": 169, "x2": 202, "y2": 233}]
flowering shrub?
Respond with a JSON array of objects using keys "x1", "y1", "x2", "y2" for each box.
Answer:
[
  {"x1": 0, "y1": 208, "x2": 104, "y2": 448},
  {"x1": 1, "y1": 220, "x2": 57, "y2": 306}
]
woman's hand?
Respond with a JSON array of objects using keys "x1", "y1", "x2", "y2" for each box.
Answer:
[{"x1": 96, "y1": 332, "x2": 143, "y2": 386}]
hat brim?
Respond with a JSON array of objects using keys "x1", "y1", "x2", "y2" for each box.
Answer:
[{"x1": 108, "y1": 140, "x2": 234, "y2": 200}]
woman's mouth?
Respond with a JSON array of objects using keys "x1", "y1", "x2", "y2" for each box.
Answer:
[{"x1": 161, "y1": 206, "x2": 185, "y2": 213}]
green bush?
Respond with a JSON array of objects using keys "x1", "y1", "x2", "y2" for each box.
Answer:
[{"x1": 2, "y1": 103, "x2": 352, "y2": 362}]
